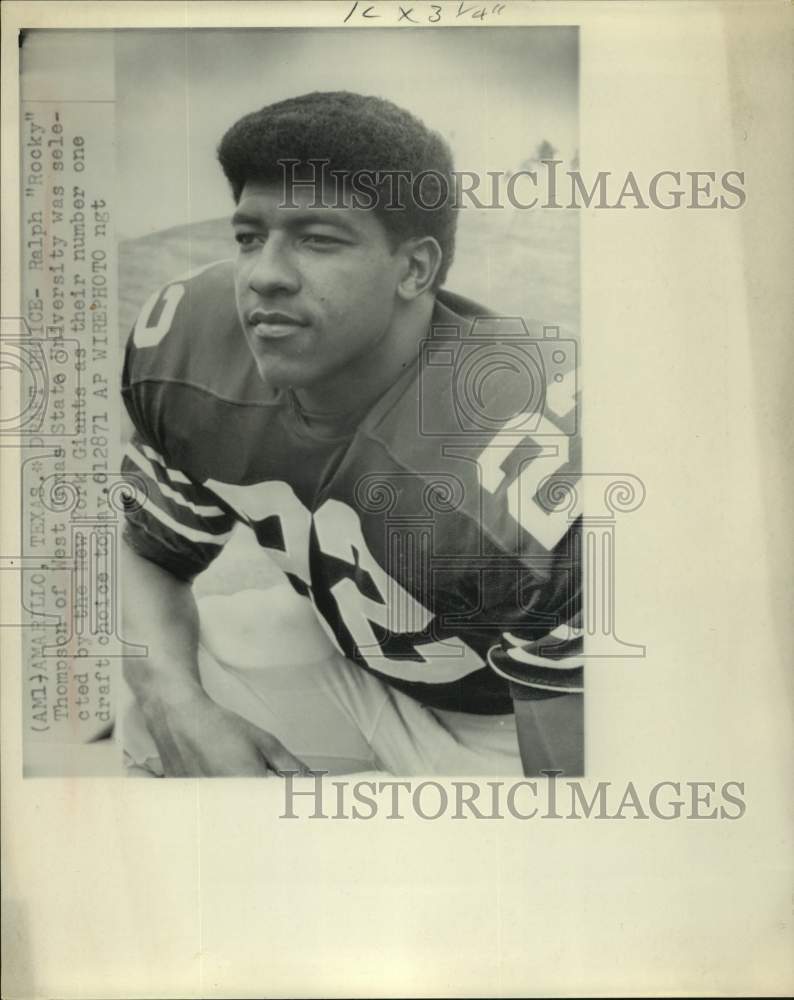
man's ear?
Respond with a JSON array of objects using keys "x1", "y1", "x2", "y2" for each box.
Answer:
[{"x1": 396, "y1": 236, "x2": 443, "y2": 300}]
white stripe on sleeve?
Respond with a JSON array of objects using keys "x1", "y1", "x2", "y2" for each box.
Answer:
[
  {"x1": 504, "y1": 645, "x2": 583, "y2": 671},
  {"x1": 137, "y1": 442, "x2": 191, "y2": 484},
  {"x1": 139, "y1": 494, "x2": 234, "y2": 546},
  {"x1": 125, "y1": 443, "x2": 226, "y2": 517}
]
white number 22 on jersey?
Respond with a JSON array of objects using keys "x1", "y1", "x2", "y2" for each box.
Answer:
[{"x1": 208, "y1": 480, "x2": 483, "y2": 684}]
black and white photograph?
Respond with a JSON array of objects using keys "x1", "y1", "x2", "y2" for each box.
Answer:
[
  {"x1": 20, "y1": 25, "x2": 584, "y2": 780},
  {"x1": 2, "y1": 2, "x2": 792, "y2": 997},
  {"x1": 116, "y1": 27, "x2": 582, "y2": 781}
]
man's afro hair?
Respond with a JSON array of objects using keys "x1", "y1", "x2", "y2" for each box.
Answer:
[{"x1": 217, "y1": 91, "x2": 457, "y2": 287}]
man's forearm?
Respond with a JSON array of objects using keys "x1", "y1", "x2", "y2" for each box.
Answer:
[
  {"x1": 121, "y1": 540, "x2": 205, "y2": 717},
  {"x1": 513, "y1": 693, "x2": 584, "y2": 778},
  {"x1": 120, "y1": 540, "x2": 306, "y2": 777}
]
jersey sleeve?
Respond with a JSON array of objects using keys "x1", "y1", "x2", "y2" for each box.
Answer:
[
  {"x1": 120, "y1": 289, "x2": 238, "y2": 582},
  {"x1": 486, "y1": 518, "x2": 583, "y2": 701}
]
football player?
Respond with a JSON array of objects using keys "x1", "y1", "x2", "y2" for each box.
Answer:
[{"x1": 120, "y1": 91, "x2": 583, "y2": 778}]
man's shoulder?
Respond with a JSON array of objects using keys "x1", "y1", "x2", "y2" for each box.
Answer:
[
  {"x1": 371, "y1": 287, "x2": 578, "y2": 455},
  {"x1": 122, "y1": 259, "x2": 264, "y2": 404},
  {"x1": 359, "y1": 287, "x2": 580, "y2": 559}
]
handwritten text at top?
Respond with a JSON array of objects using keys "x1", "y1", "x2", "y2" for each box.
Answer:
[{"x1": 343, "y1": 1, "x2": 509, "y2": 25}]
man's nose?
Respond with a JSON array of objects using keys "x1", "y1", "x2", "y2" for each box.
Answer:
[{"x1": 247, "y1": 236, "x2": 300, "y2": 296}]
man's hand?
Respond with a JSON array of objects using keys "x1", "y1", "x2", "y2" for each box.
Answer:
[
  {"x1": 140, "y1": 681, "x2": 311, "y2": 777},
  {"x1": 122, "y1": 543, "x2": 310, "y2": 777}
]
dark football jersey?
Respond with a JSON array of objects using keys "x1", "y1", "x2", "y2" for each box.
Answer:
[{"x1": 121, "y1": 259, "x2": 582, "y2": 714}]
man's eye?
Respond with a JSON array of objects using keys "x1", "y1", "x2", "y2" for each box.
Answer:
[
  {"x1": 234, "y1": 232, "x2": 260, "y2": 247},
  {"x1": 302, "y1": 234, "x2": 342, "y2": 247}
]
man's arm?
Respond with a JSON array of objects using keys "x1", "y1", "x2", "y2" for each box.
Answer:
[
  {"x1": 117, "y1": 270, "x2": 307, "y2": 775},
  {"x1": 488, "y1": 624, "x2": 584, "y2": 778},
  {"x1": 122, "y1": 542, "x2": 309, "y2": 777},
  {"x1": 512, "y1": 690, "x2": 583, "y2": 778}
]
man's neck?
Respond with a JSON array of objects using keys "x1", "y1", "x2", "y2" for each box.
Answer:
[{"x1": 292, "y1": 294, "x2": 436, "y2": 417}]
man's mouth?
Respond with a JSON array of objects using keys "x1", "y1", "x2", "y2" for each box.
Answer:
[{"x1": 248, "y1": 309, "x2": 309, "y2": 340}]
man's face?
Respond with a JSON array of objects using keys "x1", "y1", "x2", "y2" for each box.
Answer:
[{"x1": 233, "y1": 181, "x2": 405, "y2": 390}]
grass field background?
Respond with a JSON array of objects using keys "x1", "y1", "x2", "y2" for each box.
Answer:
[{"x1": 119, "y1": 208, "x2": 579, "y2": 597}]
